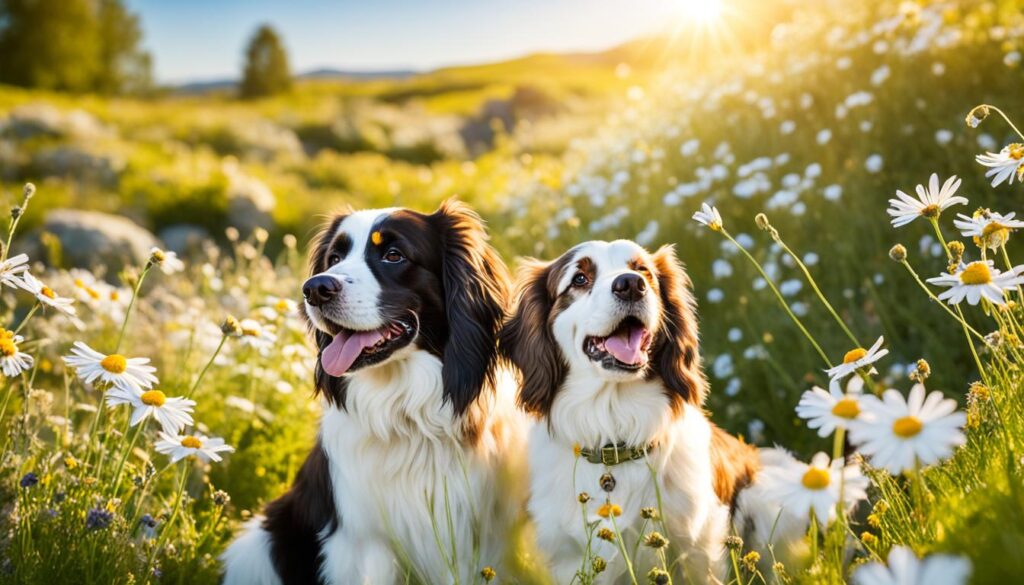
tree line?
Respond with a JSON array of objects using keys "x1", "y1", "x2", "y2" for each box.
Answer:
[{"x1": 0, "y1": 0, "x2": 291, "y2": 98}]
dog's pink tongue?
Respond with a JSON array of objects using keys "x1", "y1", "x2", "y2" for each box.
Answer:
[
  {"x1": 604, "y1": 325, "x2": 649, "y2": 365},
  {"x1": 321, "y1": 329, "x2": 384, "y2": 376}
]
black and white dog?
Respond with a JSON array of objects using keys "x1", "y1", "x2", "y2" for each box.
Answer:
[
  {"x1": 500, "y1": 240, "x2": 803, "y2": 583},
  {"x1": 223, "y1": 201, "x2": 527, "y2": 584}
]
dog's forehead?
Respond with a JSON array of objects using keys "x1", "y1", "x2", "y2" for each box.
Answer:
[
  {"x1": 333, "y1": 208, "x2": 399, "y2": 245},
  {"x1": 570, "y1": 240, "x2": 647, "y2": 270}
]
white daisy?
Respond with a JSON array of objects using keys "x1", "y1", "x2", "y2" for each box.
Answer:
[
  {"x1": 237, "y1": 319, "x2": 277, "y2": 353},
  {"x1": 926, "y1": 260, "x2": 1024, "y2": 306},
  {"x1": 149, "y1": 247, "x2": 185, "y2": 275},
  {"x1": 105, "y1": 388, "x2": 195, "y2": 434},
  {"x1": 953, "y1": 209, "x2": 1024, "y2": 250},
  {"x1": 63, "y1": 341, "x2": 158, "y2": 394},
  {"x1": 795, "y1": 376, "x2": 865, "y2": 438},
  {"x1": 0, "y1": 330, "x2": 34, "y2": 377},
  {"x1": 886, "y1": 174, "x2": 967, "y2": 228},
  {"x1": 16, "y1": 272, "x2": 77, "y2": 316},
  {"x1": 258, "y1": 296, "x2": 298, "y2": 320},
  {"x1": 853, "y1": 546, "x2": 971, "y2": 585},
  {"x1": 155, "y1": 431, "x2": 234, "y2": 463},
  {"x1": 824, "y1": 336, "x2": 889, "y2": 381},
  {"x1": 692, "y1": 203, "x2": 723, "y2": 231},
  {"x1": 759, "y1": 451, "x2": 869, "y2": 525},
  {"x1": 976, "y1": 143, "x2": 1024, "y2": 187},
  {"x1": 849, "y1": 384, "x2": 966, "y2": 474},
  {"x1": 0, "y1": 254, "x2": 30, "y2": 289}
]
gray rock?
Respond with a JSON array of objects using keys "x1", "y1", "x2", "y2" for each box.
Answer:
[
  {"x1": 222, "y1": 159, "x2": 275, "y2": 235},
  {"x1": 32, "y1": 145, "x2": 125, "y2": 187},
  {"x1": 159, "y1": 224, "x2": 210, "y2": 255},
  {"x1": 25, "y1": 209, "x2": 159, "y2": 271},
  {"x1": 1, "y1": 104, "x2": 112, "y2": 141}
]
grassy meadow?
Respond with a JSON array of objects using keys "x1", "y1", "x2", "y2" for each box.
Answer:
[{"x1": 1, "y1": 0, "x2": 1024, "y2": 583}]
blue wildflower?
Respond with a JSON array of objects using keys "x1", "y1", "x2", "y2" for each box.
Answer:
[{"x1": 19, "y1": 472, "x2": 38, "y2": 489}]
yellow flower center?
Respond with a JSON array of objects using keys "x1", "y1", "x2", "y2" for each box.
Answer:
[
  {"x1": 110, "y1": 291, "x2": 120, "y2": 301},
  {"x1": 982, "y1": 222, "x2": 1010, "y2": 238},
  {"x1": 843, "y1": 348, "x2": 867, "y2": 364},
  {"x1": 274, "y1": 299, "x2": 290, "y2": 312},
  {"x1": 831, "y1": 397, "x2": 860, "y2": 419},
  {"x1": 801, "y1": 467, "x2": 831, "y2": 490},
  {"x1": 241, "y1": 325, "x2": 260, "y2": 337},
  {"x1": 920, "y1": 204, "x2": 940, "y2": 218},
  {"x1": 87, "y1": 287, "x2": 101, "y2": 300},
  {"x1": 100, "y1": 354, "x2": 128, "y2": 374},
  {"x1": 74, "y1": 278, "x2": 85, "y2": 288},
  {"x1": 0, "y1": 337, "x2": 16, "y2": 357},
  {"x1": 959, "y1": 262, "x2": 992, "y2": 285},
  {"x1": 180, "y1": 436, "x2": 202, "y2": 449},
  {"x1": 892, "y1": 416, "x2": 923, "y2": 438},
  {"x1": 1009, "y1": 143, "x2": 1024, "y2": 160},
  {"x1": 40, "y1": 286, "x2": 56, "y2": 299},
  {"x1": 597, "y1": 503, "x2": 622, "y2": 518},
  {"x1": 140, "y1": 390, "x2": 166, "y2": 407}
]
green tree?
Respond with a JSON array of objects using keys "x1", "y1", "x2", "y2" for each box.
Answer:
[
  {"x1": 239, "y1": 24, "x2": 292, "y2": 99},
  {"x1": 0, "y1": 0, "x2": 151, "y2": 94}
]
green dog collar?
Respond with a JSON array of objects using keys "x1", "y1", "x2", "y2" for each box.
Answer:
[{"x1": 579, "y1": 442, "x2": 656, "y2": 466}]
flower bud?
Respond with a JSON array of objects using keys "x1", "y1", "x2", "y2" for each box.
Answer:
[
  {"x1": 965, "y1": 105, "x2": 990, "y2": 128},
  {"x1": 221, "y1": 315, "x2": 242, "y2": 336},
  {"x1": 755, "y1": 213, "x2": 771, "y2": 231},
  {"x1": 23, "y1": 183, "x2": 36, "y2": 200},
  {"x1": 888, "y1": 244, "x2": 907, "y2": 262}
]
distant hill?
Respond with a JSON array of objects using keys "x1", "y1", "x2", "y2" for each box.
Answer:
[{"x1": 173, "y1": 67, "x2": 419, "y2": 94}]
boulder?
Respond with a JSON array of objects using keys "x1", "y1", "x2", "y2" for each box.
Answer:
[
  {"x1": 32, "y1": 145, "x2": 125, "y2": 187},
  {"x1": 158, "y1": 224, "x2": 210, "y2": 255},
  {"x1": 24, "y1": 209, "x2": 159, "y2": 271},
  {"x1": 1, "y1": 104, "x2": 112, "y2": 141},
  {"x1": 222, "y1": 159, "x2": 275, "y2": 235}
]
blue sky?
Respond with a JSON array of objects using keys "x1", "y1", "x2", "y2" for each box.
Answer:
[{"x1": 128, "y1": 0, "x2": 677, "y2": 84}]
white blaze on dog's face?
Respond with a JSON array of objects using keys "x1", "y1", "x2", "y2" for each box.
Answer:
[{"x1": 550, "y1": 240, "x2": 663, "y2": 381}]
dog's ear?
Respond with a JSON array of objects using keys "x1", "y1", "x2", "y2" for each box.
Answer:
[
  {"x1": 650, "y1": 245, "x2": 707, "y2": 408},
  {"x1": 431, "y1": 199, "x2": 511, "y2": 416},
  {"x1": 304, "y1": 214, "x2": 349, "y2": 406},
  {"x1": 500, "y1": 259, "x2": 566, "y2": 416}
]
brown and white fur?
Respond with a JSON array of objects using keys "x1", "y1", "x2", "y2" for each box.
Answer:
[
  {"x1": 222, "y1": 201, "x2": 527, "y2": 585},
  {"x1": 500, "y1": 240, "x2": 799, "y2": 584}
]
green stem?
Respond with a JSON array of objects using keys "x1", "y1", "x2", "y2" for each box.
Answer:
[
  {"x1": 775, "y1": 237, "x2": 859, "y2": 347},
  {"x1": 145, "y1": 464, "x2": 191, "y2": 583},
  {"x1": 110, "y1": 422, "x2": 145, "y2": 498},
  {"x1": 12, "y1": 302, "x2": 40, "y2": 336},
  {"x1": 115, "y1": 264, "x2": 152, "y2": 354},
  {"x1": 973, "y1": 104, "x2": 1024, "y2": 141},
  {"x1": 721, "y1": 228, "x2": 833, "y2": 368},
  {"x1": 898, "y1": 260, "x2": 984, "y2": 340},
  {"x1": 186, "y1": 335, "x2": 227, "y2": 399}
]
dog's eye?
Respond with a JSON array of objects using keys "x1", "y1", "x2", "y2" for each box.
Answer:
[
  {"x1": 327, "y1": 254, "x2": 341, "y2": 266},
  {"x1": 383, "y1": 248, "x2": 405, "y2": 263},
  {"x1": 571, "y1": 272, "x2": 589, "y2": 287}
]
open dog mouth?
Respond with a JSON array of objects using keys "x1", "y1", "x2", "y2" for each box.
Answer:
[
  {"x1": 583, "y1": 316, "x2": 654, "y2": 371},
  {"x1": 320, "y1": 318, "x2": 416, "y2": 377}
]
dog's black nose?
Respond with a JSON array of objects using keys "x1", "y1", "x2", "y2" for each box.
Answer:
[
  {"x1": 303, "y1": 275, "x2": 342, "y2": 307},
  {"x1": 612, "y1": 273, "x2": 646, "y2": 302}
]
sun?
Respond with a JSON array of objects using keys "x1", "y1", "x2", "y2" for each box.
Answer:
[{"x1": 675, "y1": 0, "x2": 725, "y2": 25}]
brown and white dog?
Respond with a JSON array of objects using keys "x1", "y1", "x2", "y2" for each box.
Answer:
[
  {"x1": 222, "y1": 201, "x2": 527, "y2": 585},
  {"x1": 500, "y1": 240, "x2": 802, "y2": 583}
]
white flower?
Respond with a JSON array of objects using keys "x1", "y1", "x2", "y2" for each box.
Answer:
[
  {"x1": 886, "y1": 174, "x2": 967, "y2": 228},
  {"x1": 105, "y1": 388, "x2": 195, "y2": 434},
  {"x1": 258, "y1": 296, "x2": 298, "y2": 320},
  {"x1": 0, "y1": 330, "x2": 33, "y2": 377},
  {"x1": 926, "y1": 260, "x2": 1024, "y2": 306},
  {"x1": 853, "y1": 546, "x2": 971, "y2": 585},
  {"x1": 796, "y1": 376, "x2": 865, "y2": 438},
  {"x1": 825, "y1": 336, "x2": 889, "y2": 381},
  {"x1": 692, "y1": 203, "x2": 723, "y2": 231},
  {"x1": 976, "y1": 143, "x2": 1024, "y2": 187},
  {"x1": 0, "y1": 254, "x2": 30, "y2": 289},
  {"x1": 63, "y1": 342, "x2": 158, "y2": 394},
  {"x1": 149, "y1": 247, "x2": 185, "y2": 275},
  {"x1": 155, "y1": 431, "x2": 234, "y2": 463},
  {"x1": 17, "y1": 272, "x2": 77, "y2": 316},
  {"x1": 849, "y1": 384, "x2": 966, "y2": 474},
  {"x1": 953, "y1": 210, "x2": 1024, "y2": 250},
  {"x1": 759, "y1": 451, "x2": 868, "y2": 525},
  {"x1": 237, "y1": 319, "x2": 277, "y2": 353}
]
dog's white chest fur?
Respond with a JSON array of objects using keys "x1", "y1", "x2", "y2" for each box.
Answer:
[
  {"x1": 528, "y1": 376, "x2": 730, "y2": 584},
  {"x1": 318, "y1": 350, "x2": 522, "y2": 584}
]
